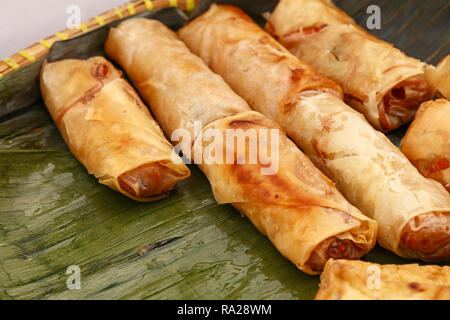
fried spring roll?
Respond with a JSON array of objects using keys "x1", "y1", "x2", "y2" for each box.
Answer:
[
  {"x1": 266, "y1": 0, "x2": 431, "y2": 132},
  {"x1": 105, "y1": 18, "x2": 377, "y2": 274},
  {"x1": 315, "y1": 259, "x2": 450, "y2": 300},
  {"x1": 401, "y1": 99, "x2": 450, "y2": 193},
  {"x1": 40, "y1": 57, "x2": 190, "y2": 201},
  {"x1": 178, "y1": 4, "x2": 450, "y2": 262}
]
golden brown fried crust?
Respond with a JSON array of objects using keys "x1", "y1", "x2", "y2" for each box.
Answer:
[
  {"x1": 266, "y1": 0, "x2": 430, "y2": 132},
  {"x1": 400, "y1": 212, "x2": 450, "y2": 262}
]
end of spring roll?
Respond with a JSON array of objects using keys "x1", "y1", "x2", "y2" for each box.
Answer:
[
  {"x1": 401, "y1": 99, "x2": 450, "y2": 192},
  {"x1": 266, "y1": 0, "x2": 431, "y2": 132},
  {"x1": 315, "y1": 259, "x2": 450, "y2": 300},
  {"x1": 425, "y1": 54, "x2": 450, "y2": 100},
  {"x1": 40, "y1": 57, "x2": 190, "y2": 201}
]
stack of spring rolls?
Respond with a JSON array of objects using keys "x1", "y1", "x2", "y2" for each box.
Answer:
[
  {"x1": 266, "y1": 0, "x2": 432, "y2": 132},
  {"x1": 38, "y1": 0, "x2": 450, "y2": 299},
  {"x1": 104, "y1": 18, "x2": 377, "y2": 275}
]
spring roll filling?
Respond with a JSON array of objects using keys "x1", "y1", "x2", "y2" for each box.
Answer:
[
  {"x1": 400, "y1": 212, "x2": 450, "y2": 261},
  {"x1": 378, "y1": 75, "x2": 431, "y2": 131}
]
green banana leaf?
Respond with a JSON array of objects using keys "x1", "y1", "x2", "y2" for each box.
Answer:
[{"x1": 0, "y1": 0, "x2": 448, "y2": 300}]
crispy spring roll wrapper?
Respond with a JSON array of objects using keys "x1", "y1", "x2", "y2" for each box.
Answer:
[
  {"x1": 315, "y1": 259, "x2": 450, "y2": 300},
  {"x1": 178, "y1": 4, "x2": 450, "y2": 262},
  {"x1": 401, "y1": 99, "x2": 450, "y2": 193},
  {"x1": 40, "y1": 57, "x2": 190, "y2": 201},
  {"x1": 425, "y1": 55, "x2": 450, "y2": 100},
  {"x1": 105, "y1": 18, "x2": 378, "y2": 274},
  {"x1": 266, "y1": 0, "x2": 431, "y2": 132}
]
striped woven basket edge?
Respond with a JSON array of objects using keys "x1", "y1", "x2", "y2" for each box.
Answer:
[{"x1": 0, "y1": 0, "x2": 198, "y2": 79}]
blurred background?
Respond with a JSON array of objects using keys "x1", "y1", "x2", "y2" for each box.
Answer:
[{"x1": 0, "y1": 0, "x2": 128, "y2": 59}]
